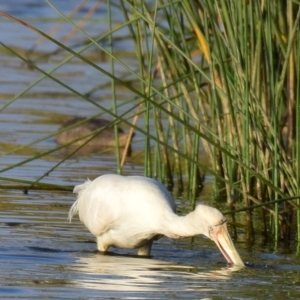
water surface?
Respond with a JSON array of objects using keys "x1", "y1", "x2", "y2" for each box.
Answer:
[{"x1": 1, "y1": 189, "x2": 300, "y2": 299}]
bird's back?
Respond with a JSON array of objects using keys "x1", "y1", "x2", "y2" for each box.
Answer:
[{"x1": 69, "y1": 174, "x2": 176, "y2": 239}]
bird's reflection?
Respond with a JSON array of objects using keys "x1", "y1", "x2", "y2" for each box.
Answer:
[{"x1": 69, "y1": 252, "x2": 243, "y2": 292}]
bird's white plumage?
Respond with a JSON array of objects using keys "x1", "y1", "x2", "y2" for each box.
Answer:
[
  {"x1": 69, "y1": 175, "x2": 177, "y2": 253},
  {"x1": 69, "y1": 174, "x2": 244, "y2": 265}
]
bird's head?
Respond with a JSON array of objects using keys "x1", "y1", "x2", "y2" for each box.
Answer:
[{"x1": 194, "y1": 205, "x2": 244, "y2": 266}]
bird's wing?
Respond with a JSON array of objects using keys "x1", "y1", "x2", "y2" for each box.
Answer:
[
  {"x1": 128, "y1": 176, "x2": 176, "y2": 212},
  {"x1": 70, "y1": 174, "x2": 176, "y2": 237}
]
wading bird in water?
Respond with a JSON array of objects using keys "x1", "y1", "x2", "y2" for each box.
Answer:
[{"x1": 69, "y1": 174, "x2": 244, "y2": 266}]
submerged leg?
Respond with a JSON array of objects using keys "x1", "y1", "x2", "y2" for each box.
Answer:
[{"x1": 137, "y1": 241, "x2": 153, "y2": 256}]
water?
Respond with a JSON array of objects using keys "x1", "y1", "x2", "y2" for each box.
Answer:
[
  {"x1": 1, "y1": 1, "x2": 300, "y2": 299},
  {"x1": 1, "y1": 189, "x2": 300, "y2": 299},
  {"x1": 2, "y1": 189, "x2": 299, "y2": 299}
]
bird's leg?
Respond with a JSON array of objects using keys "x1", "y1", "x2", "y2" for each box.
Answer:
[
  {"x1": 137, "y1": 241, "x2": 153, "y2": 256},
  {"x1": 96, "y1": 236, "x2": 109, "y2": 253}
]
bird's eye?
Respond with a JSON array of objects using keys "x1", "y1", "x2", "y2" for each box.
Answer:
[{"x1": 208, "y1": 226, "x2": 213, "y2": 232}]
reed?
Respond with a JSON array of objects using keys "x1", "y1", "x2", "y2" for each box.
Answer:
[
  {"x1": 113, "y1": 0, "x2": 300, "y2": 241},
  {"x1": 0, "y1": 0, "x2": 299, "y2": 243}
]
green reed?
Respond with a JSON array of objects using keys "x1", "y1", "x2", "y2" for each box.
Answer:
[{"x1": 0, "y1": 0, "x2": 300, "y2": 243}]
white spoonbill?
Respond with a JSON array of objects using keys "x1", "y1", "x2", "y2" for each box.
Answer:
[{"x1": 69, "y1": 174, "x2": 244, "y2": 266}]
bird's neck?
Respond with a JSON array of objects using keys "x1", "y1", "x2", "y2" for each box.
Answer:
[{"x1": 162, "y1": 210, "x2": 202, "y2": 239}]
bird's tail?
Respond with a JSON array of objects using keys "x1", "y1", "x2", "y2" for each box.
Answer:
[{"x1": 68, "y1": 179, "x2": 92, "y2": 223}]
